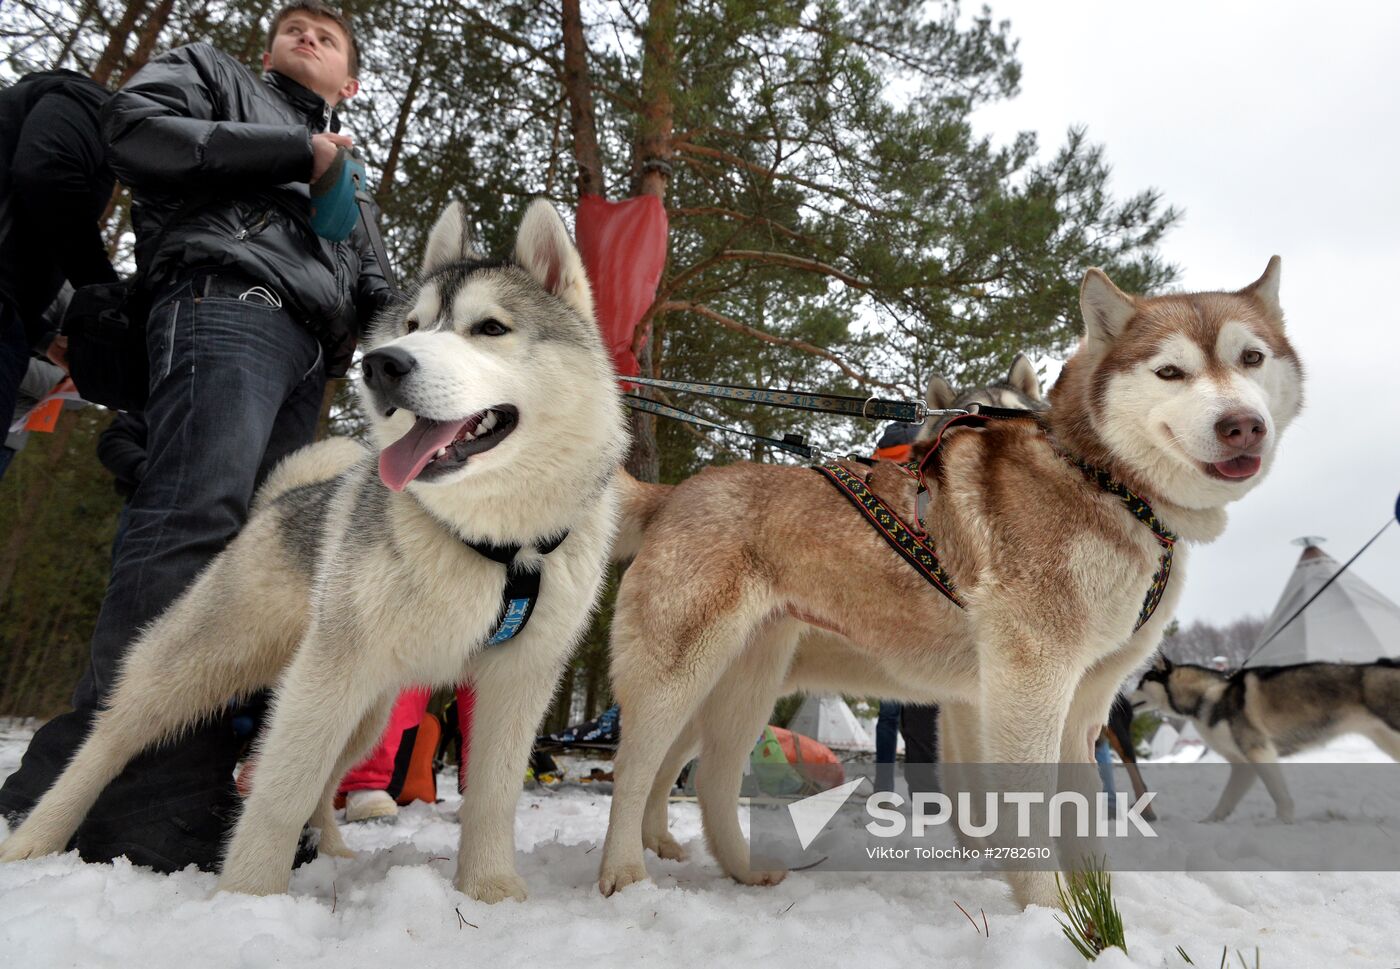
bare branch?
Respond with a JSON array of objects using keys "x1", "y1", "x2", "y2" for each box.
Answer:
[{"x1": 661, "y1": 300, "x2": 902, "y2": 392}]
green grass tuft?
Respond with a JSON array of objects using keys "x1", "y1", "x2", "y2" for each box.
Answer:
[{"x1": 1054, "y1": 861, "x2": 1127, "y2": 961}]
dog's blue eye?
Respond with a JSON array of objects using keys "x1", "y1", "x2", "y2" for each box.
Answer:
[
  {"x1": 1241, "y1": 349, "x2": 1264, "y2": 367},
  {"x1": 473, "y1": 319, "x2": 510, "y2": 337},
  {"x1": 1154, "y1": 365, "x2": 1185, "y2": 381}
]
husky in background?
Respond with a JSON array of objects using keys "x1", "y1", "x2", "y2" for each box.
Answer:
[
  {"x1": 1133, "y1": 655, "x2": 1400, "y2": 821},
  {"x1": 0, "y1": 200, "x2": 629, "y2": 903},
  {"x1": 923, "y1": 352, "x2": 1046, "y2": 428},
  {"x1": 599, "y1": 259, "x2": 1303, "y2": 908}
]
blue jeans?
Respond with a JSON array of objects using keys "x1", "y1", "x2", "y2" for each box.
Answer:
[
  {"x1": 0, "y1": 274, "x2": 326, "y2": 821},
  {"x1": 72, "y1": 277, "x2": 325, "y2": 706},
  {"x1": 1095, "y1": 736, "x2": 1117, "y2": 799}
]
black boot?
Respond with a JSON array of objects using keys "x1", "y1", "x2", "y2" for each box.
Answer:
[
  {"x1": 73, "y1": 716, "x2": 245, "y2": 873},
  {"x1": 0, "y1": 706, "x2": 97, "y2": 828}
]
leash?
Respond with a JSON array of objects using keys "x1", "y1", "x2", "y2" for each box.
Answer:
[
  {"x1": 623, "y1": 394, "x2": 826, "y2": 461},
  {"x1": 623, "y1": 375, "x2": 974, "y2": 463},
  {"x1": 1240, "y1": 516, "x2": 1396, "y2": 667},
  {"x1": 627, "y1": 375, "x2": 938, "y2": 424}
]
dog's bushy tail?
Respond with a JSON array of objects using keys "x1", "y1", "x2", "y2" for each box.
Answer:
[
  {"x1": 252, "y1": 437, "x2": 369, "y2": 512},
  {"x1": 612, "y1": 470, "x2": 672, "y2": 562}
]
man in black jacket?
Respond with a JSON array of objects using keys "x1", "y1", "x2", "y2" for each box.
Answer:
[
  {"x1": 0, "y1": 70, "x2": 118, "y2": 453},
  {"x1": 0, "y1": 1, "x2": 393, "y2": 872}
]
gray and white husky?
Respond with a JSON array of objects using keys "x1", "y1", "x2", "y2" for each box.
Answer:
[
  {"x1": 1133, "y1": 655, "x2": 1400, "y2": 821},
  {"x1": 0, "y1": 199, "x2": 629, "y2": 902},
  {"x1": 921, "y1": 351, "x2": 1047, "y2": 426}
]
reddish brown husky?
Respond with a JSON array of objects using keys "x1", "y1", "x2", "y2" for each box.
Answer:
[{"x1": 599, "y1": 261, "x2": 1303, "y2": 908}]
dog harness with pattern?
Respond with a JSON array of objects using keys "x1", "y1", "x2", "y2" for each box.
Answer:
[
  {"x1": 813, "y1": 409, "x2": 1176, "y2": 633},
  {"x1": 459, "y1": 531, "x2": 570, "y2": 647},
  {"x1": 812, "y1": 462, "x2": 965, "y2": 607}
]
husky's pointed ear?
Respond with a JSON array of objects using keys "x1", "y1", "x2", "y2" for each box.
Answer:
[
  {"x1": 1240, "y1": 255, "x2": 1283, "y2": 320},
  {"x1": 515, "y1": 198, "x2": 593, "y2": 316},
  {"x1": 1080, "y1": 268, "x2": 1137, "y2": 345},
  {"x1": 422, "y1": 201, "x2": 481, "y2": 275},
  {"x1": 1007, "y1": 353, "x2": 1042, "y2": 402},
  {"x1": 925, "y1": 374, "x2": 956, "y2": 410}
]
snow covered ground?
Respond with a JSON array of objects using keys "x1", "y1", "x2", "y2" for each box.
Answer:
[{"x1": 2, "y1": 723, "x2": 1397, "y2": 969}]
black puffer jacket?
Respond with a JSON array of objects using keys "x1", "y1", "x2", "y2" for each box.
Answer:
[{"x1": 103, "y1": 43, "x2": 391, "y2": 376}]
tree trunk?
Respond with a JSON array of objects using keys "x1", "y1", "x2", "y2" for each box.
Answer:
[
  {"x1": 315, "y1": 378, "x2": 340, "y2": 441},
  {"x1": 582, "y1": 661, "x2": 600, "y2": 721},
  {"x1": 57, "y1": 0, "x2": 97, "y2": 67},
  {"x1": 547, "y1": 666, "x2": 575, "y2": 733},
  {"x1": 90, "y1": 0, "x2": 149, "y2": 86},
  {"x1": 625, "y1": 341, "x2": 660, "y2": 481},
  {"x1": 634, "y1": 0, "x2": 676, "y2": 202},
  {"x1": 116, "y1": 0, "x2": 175, "y2": 86},
  {"x1": 623, "y1": 0, "x2": 676, "y2": 482},
  {"x1": 377, "y1": 29, "x2": 431, "y2": 197},
  {"x1": 560, "y1": 0, "x2": 604, "y2": 199}
]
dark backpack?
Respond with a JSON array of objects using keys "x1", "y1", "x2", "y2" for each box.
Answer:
[{"x1": 63, "y1": 280, "x2": 150, "y2": 412}]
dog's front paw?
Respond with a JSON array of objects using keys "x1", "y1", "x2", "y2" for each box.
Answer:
[
  {"x1": 458, "y1": 870, "x2": 528, "y2": 904},
  {"x1": 1275, "y1": 807, "x2": 1295, "y2": 824},
  {"x1": 216, "y1": 875, "x2": 288, "y2": 897},
  {"x1": 1201, "y1": 812, "x2": 1228, "y2": 824},
  {"x1": 644, "y1": 831, "x2": 689, "y2": 862},
  {"x1": 1009, "y1": 869, "x2": 1061, "y2": 910},
  {"x1": 0, "y1": 827, "x2": 66, "y2": 862},
  {"x1": 598, "y1": 861, "x2": 649, "y2": 896},
  {"x1": 313, "y1": 825, "x2": 355, "y2": 859},
  {"x1": 734, "y1": 868, "x2": 786, "y2": 887}
]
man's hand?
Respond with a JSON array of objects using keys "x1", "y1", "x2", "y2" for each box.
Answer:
[
  {"x1": 310, "y1": 132, "x2": 354, "y2": 182},
  {"x1": 46, "y1": 334, "x2": 70, "y2": 373}
]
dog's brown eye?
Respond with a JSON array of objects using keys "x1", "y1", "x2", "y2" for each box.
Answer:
[
  {"x1": 1241, "y1": 349, "x2": 1264, "y2": 367},
  {"x1": 1154, "y1": 365, "x2": 1185, "y2": 381},
  {"x1": 473, "y1": 318, "x2": 510, "y2": 337},
  {"x1": 404, "y1": 318, "x2": 419, "y2": 334}
]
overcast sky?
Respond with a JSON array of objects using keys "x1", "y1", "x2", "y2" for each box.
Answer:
[{"x1": 962, "y1": 1, "x2": 1400, "y2": 628}]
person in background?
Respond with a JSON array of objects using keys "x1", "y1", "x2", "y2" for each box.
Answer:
[
  {"x1": 870, "y1": 419, "x2": 941, "y2": 796},
  {"x1": 0, "y1": 1, "x2": 391, "y2": 873},
  {"x1": 874, "y1": 700, "x2": 902, "y2": 794},
  {"x1": 1, "y1": 356, "x2": 66, "y2": 480},
  {"x1": 338, "y1": 688, "x2": 433, "y2": 822},
  {"x1": 0, "y1": 70, "x2": 117, "y2": 452}
]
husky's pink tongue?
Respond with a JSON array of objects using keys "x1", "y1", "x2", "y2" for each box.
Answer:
[
  {"x1": 378, "y1": 417, "x2": 467, "y2": 492},
  {"x1": 1212, "y1": 454, "x2": 1262, "y2": 479}
]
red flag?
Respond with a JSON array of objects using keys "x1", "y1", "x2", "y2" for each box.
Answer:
[{"x1": 575, "y1": 194, "x2": 668, "y2": 379}]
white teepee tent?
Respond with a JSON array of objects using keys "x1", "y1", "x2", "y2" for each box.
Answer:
[
  {"x1": 787, "y1": 695, "x2": 875, "y2": 751},
  {"x1": 1247, "y1": 537, "x2": 1400, "y2": 666}
]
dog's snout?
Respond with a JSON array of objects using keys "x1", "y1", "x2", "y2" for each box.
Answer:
[
  {"x1": 362, "y1": 346, "x2": 417, "y2": 394},
  {"x1": 1214, "y1": 410, "x2": 1267, "y2": 451}
]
